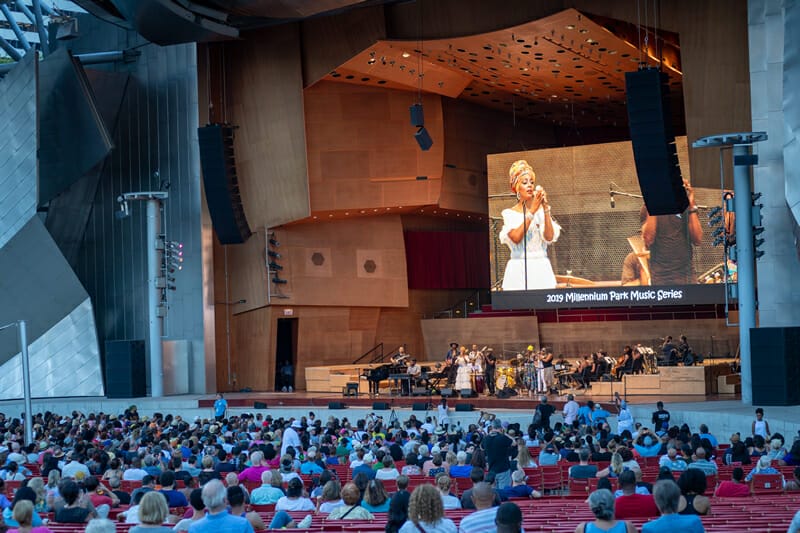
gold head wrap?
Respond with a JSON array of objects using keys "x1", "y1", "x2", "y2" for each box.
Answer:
[{"x1": 508, "y1": 160, "x2": 535, "y2": 192}]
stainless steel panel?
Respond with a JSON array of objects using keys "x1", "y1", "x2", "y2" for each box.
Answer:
[
  {"x1": 0, "y1": 297, "x2": 103, "y2": 398},
  {"x1": 68, "y1": 14, "x2": 208, "y2": 392},
  {"x1": 784, "y1": 0, "x2": 800, "y2": 224},
  {"x1": 0, "y1": 218, "x2": 91, "y2": 363},
  {"x1": 0, "y1": 52, "x2": 36, "y2": 250}
]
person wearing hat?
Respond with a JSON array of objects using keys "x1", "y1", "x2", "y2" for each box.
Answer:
[
  {"x1": 280, "y1": 419, "x2": 302, "y2": 458},
  {"x1": 445, "y1": 343, "x2": 459, "y2": 387},
  {"x1": 498, "y1": 159, "x2": 560, "y2": 291}
]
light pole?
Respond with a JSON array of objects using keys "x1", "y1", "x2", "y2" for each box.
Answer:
[
  {"x1": 0, "y1": 320, "x2": 32, "y2": 444},
  {"x1": 116, "y1": 191, "x2": 168, "y2": 397},
  {"x1": 693, "y1": 132, "x2": 767, "y2": 404}
]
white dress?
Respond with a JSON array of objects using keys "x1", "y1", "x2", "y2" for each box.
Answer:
[
  {"x1": 499, "y1": 207, "x2": 561, "y2": 290},
  {"x1": 455, "y1": 356, "x2": 472, "y2": 391}
]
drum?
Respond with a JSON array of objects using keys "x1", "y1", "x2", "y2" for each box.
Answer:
[{"x1": 473, "y1": 373, "x2": 485, "y2": 393}]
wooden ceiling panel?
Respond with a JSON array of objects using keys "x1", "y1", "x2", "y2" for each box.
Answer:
[{"x1": 321, "y1": 8, "x2": 684, "y2": 129}]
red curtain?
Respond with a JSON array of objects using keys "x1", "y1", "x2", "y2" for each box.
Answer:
[{"x1": 404, "y1": 231, "x2": 490, "y2": 289}]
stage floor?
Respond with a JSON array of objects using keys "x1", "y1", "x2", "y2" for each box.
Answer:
[{"x1": 197, "y1": 390, "x2": 739, "y2": 412}]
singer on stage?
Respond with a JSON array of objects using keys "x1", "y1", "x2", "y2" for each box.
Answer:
[{"x1": 499, "y1": 160, "x2": 561, "y2": 291}]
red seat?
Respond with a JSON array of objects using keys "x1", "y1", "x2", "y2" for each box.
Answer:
[{"x1": 751, "y1": 473, "x2": 783, "y2": 495}]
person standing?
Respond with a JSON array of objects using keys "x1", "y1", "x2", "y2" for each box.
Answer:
[
  {"x1": 437, "y1": 399, "x2": 450, "y2": 430},
  {"x1": 562, "y1": 394, "x2": 579, "y2": 427},
  {"x1": 752, "y1": 408, "x2": 771, "y2": 440},
  {"x1": 482, "y1": 420, "x2": 514, "y2": 490},
  {"x1": 484, "y1": 350, "x2": 497, "y2": 396},
  {"x1": 455, "y1": 347, "x2": 472, "y2": 393},
  {"x1": 641, "y1": 180, "x2": 703, "y2": 286},
  {"x1": 651, "y1": 401, "x2": 670, "y2": 432},
  {"x1": 280, "y1": 361, "x2": 294, "y2": 392},
  {"x1": 534, "y1": 396, "x2": 555, "y2": 432},
  {"x1": 213, "y1": 394, "x2": 227, "y2": 422},
  {"x1": 540, "y1": 350, "x2": 555, "y2": 394},
  {"x1": 498, "y1": 160, "x2": 561, "y2": 291}
]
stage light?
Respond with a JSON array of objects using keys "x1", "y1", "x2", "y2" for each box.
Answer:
[
  {"x1": 272, "y1": 276, "x2": 288, "y2": 284},
  {"x1": 409, "y1": 103, "x2": 424, "y2": 127},
  {"x1": 414, "y1": 126, "x2": 433, "y2": 151},
  {"x1": 269, "y1": 238, "x2": 280, "y2": 247},
  {"x1": 267, "y1": 250, "x2": 281, "y2": 259}
]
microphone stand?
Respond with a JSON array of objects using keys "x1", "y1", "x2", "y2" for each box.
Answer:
[{"x1": 522, "y1": 200, "x2": 528, "y2": 291}]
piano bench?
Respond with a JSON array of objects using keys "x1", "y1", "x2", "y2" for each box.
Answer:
[{"x1": 343, "y1": 382, "x2": 360, "y2": 397}]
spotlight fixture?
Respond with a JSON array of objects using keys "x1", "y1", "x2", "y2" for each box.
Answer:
[
  {"x1": 115, "y1": 196, "x2": 130, "y2": 220},
  {"x1": 414, "y1": 126, "x2": 433, "y2": 151},
  {"x1": 272, "y1": 276, "x2": 288, "y2": 284},
  {"x1": 267, "y1": 250, "x2": 281, "y2": 259}
]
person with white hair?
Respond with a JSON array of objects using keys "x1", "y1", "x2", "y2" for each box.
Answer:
[
  {"x1": 86, "y1": 518, "x2": 116, "y2": 533},
  {"x1": 574, "y1": 488, "x2": 636, "y2": 533},
  {"x1": 237, "y1": 451, "x2": 269, "y2": 483},
  {"x1": 300, "y1": 448, "x2": 324, "y2": 475},
  {"x1": 188, "y1": 480, "x2": 253, "y2": 533},
  {"x1": 281, "y1": 420, "x2": 302, "y2": 458},
  {"x1": 744, "y1": 454, "x2": 782, "y2": 482}
]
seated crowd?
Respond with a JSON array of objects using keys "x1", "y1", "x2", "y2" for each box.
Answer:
[{"x1": 0, "y1": 402, "x2": 796, "y2": 533}]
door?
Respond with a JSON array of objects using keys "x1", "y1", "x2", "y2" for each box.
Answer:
[{"x1": 275, "y1": 318, "x2": 298, "y2": 391}]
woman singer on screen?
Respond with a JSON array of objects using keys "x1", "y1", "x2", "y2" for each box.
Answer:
[{"x1": 499, "y1": 160, "x2": 561, "y2": 290}]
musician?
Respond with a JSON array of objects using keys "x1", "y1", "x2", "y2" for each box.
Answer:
[
  {"x1": 677, "y1": 335, "x2": 694, "y2": 365},
  {"x1": 391, "y1": 346, "x2": 409, "y2": 364},
  {"x1": 630, "y1": 346, "x2": 645, "y2": 375},
  {"x1": 498, "y1": 160, "x2": 561, "y2": 290},
  {"x1": 454, "y1": 346, "x2": 472, "y2": 392},
  {"x1": 406, "y1": 358, "x2": 422, "y2": 386},
  {"x1": 445, "y1": 343, "x2": 459, "y2": 386},
  {"x1": 661, "y1": 336, "x2": 678, "y2": 365},
  {"x1": 484, "y1": 350, "x2": 497, "y2": 396},
  {"x1": 534, "y1": 348, "x2": 545, "y2": 394},
  {"x1": 641, "y1": 179, "x2": 703, "y2": 285},
  {"x1": 540, "y1": 349, "x2": 555, "y2": 394},
  {"x1": 446, "y1": 342, "x2": 459, "y2": 363},
  {"x1": 614, "y1": 346, "x2": 633, "y2": 380}
]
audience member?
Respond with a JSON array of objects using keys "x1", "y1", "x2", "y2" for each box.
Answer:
[
  {"x1": 495, "y1": 502, "x2": 522, "y2": 533},
  {"x1": 457, "y1": 483, "x2": 498, "y2": 533},
  {"x1": 173, "y1": 489, "x2": 205, "y2": 532},
  {"x1": 315, "y1": 481, "x2": 343, "y2": 514},
  {"x1": 249, "y1": 470, "x2": 284, "y2": 505},
  {"x1": 386, "y1": 476, "x2": 411, "y2": 533},
  {"x1": 189, "y1": 479, "x2": 254, "y2": 533},
  {"x1": 130, "y1": 492, "x2": 171, "y2": 533},
  {"x1": 642, "y1": 480, "x2": 704, "y2": 532},
  {"x1": 226, "y1": 485, "x2": 264, "y2": 531},
  {"x1": 569, "y1": 448, "x2": 597, "y2": 479},
  {"x1": 498, "y1": 470, "x2": 541, "y2": 500},
  {"x1": 574, "y1": 489, "x2": 636, "y2": 533},
  {"x1": 399, "y1": 484, "x2": 456, "y2": 533},
  {"x1": 361, "y1": 479, "x2": 390, "y2": 513},
  {"x1": 436, "y1": 474, "x2": 461, "y2": 510},
  {"x1": 7, "y1": 500, "x2": 52, "y2": 533},
  {"x1": 613, "y1": 470, "x2": 659, "y2": 520},
  {"x1": 326, "y1": 483, "x2": 373, "y2": 520},
  {"x1": 676, "y1": 469, "x2": 710, "y2": 515},
  {"x1": 275, "y1": 478, "x2": 314, "y2": 512}
]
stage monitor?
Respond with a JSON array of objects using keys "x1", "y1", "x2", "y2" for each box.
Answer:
[{"x1": 488, "y1": 137, "x2": 728, "y2": 310}]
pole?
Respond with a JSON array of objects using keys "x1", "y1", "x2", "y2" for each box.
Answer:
[
  {"x1": 733, "y1": 143, "x2": 755, "y2": 404},
  {"x1": 18, "y1": 320, "x2": 33, "y2": 445},
  {"x1": 147, "y1": 199, "x2": 164, "y2": 397}
]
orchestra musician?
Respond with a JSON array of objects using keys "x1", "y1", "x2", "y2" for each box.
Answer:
[
  {"x1": 534, "y1": 347, "x2": 545, "y2": 394},
  {"x1": 445, "y1": 342, "x2": 459, "y2": 386},
  {"x1": 613, "y1": 346, "x2": 633, "y2": 380},
  {"x1": 630, "y1": 346, "x2": 645, "y2": 374}
]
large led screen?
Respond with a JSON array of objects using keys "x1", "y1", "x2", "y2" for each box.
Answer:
[{"x1": 488, "y1": 137, "x2": 728, "y2": 309}]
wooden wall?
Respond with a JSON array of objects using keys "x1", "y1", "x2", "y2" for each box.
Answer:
[
  {"x1": 304, "y1": 82, "x2": 444, "y2": 211},
  {"x1": 421, "y1": 316, "x2": 540, "y2": 362},
  {"x1": 538, "y1": 318, "x2": 739, "y2": 359},
  {"x1": 224, "y1": 24, "x2": 311, "y2": 229}
]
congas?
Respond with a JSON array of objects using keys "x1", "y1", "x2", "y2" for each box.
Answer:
[{"x1": 472, "y1": 372, "x2": 485, "y2": 393}]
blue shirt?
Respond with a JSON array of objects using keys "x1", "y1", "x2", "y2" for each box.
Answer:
[
  {"x1": 160, "y1": 489, "x2": 189, "y2": 507},
  {"x1": 449, "y1": 465, "x2": 472, "y2": 478},
  {"x1": 593, "y1": 408, "x2": 611, "y2": 425},
  {"x1": 188, "y1": 511, "x2": 254, "y2": 533},
  {"x1": 698, "y1": 433, "x2": 718, "y2": 447},
  {"x1": 577, "y1": 406, "x2": 593, "y2": 425},
  {"x1": 351, "y1": 464, "x2": 376, "y2": 480},
  {"x1": 641, "y1": 513, "x2": 704, "y2": 533},
  {"x1": 214, "y1": 399, "x2": 227, "y2": 417}
]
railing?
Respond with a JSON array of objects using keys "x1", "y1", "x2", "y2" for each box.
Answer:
[
  {"x1": 430, "y1": 289, "x2": 491, "y2": 319},
  {"x1": 352, "y1": 343, "x2": 384, "y2": 364}
]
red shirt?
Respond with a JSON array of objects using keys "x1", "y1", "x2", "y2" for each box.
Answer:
[
  {"x1": 715, "y1": 481, "x2": 751, "y2": 497},
  {"x1": 89, "y1": 492, "x2": 114, "y2": 508},
  {"x1": 614, "y1": 493, "x2": 660, "y2": 519}
]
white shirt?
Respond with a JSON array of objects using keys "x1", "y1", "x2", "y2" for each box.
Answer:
[
  {"x1": 437, "y1": 405, "x2": 450, "y2": 425},
  {"x1": 281, "y1": 427, "x2": 302, "y2": 458},
  {"x1": 441, "y1": 493, "x2": 461, "y2": 510},
  {"x1": 275, "y1": 496, "x2": 315, "y2": 512},
  {"x1": 375, "y1": 468, "x2": 400, "y2": 481},
  {"x1": 563, "y1": 401, "x2": 579, "y2": 425},
  {"x1": 123, "y1": 468, "x2": 148, "y2": 481},
  {"x1": 61, "y1": 461, "x2": 91, "y2": 480}
]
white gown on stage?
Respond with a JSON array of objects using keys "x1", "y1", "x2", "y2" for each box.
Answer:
[
  {"x1": 499, "y1": 207, "x2": 561, "y2": 291},
  {"x1": 455, "y1": 356, "x2": 472, "y2": 391}
]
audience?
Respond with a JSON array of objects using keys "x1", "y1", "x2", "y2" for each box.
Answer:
[
  {"x1": 129, "y1": 492, "x2": 171, "y2": 533},
  {"x1": 676, "y1": 469, "x2": 710, "y2": 515},
  {"x1": 436, "y1": 474, "x2": 461, "y2": 510},
  {"x1": 226, "y1": 485, "x2": 264, "y2": 531},
  {"x1": 326, "y1": 482, "x2": 373, "y2": 520},
  {"x1": 613, "y1": 470, "x2": 659, "y2": 519},
  {"x1": 714, "y1": 467, "x2": 751, "y2": 497},
  {"x1": 360, "y1": 479, "x2": 390, "y2": 513},
  {"x1": 275, "y1": 478, "x2": 314, "y2": 512},
  {"x1": 457, "y1": 482, "x2": 497, "y2": 533},
  {"x1": 173, "y1": 489, "x2": 205, "y2": 532},
  {"x1": 399, "y1": 484, "x2": 456, "y2": 533},
  {"x1": 249, "y1": 470, "x2": 284, "y2": 504},
  {"x1": 574, "y1": 488, "x2": 636, "y2": 533},
  {"x1": 642, "y1": 480, "x2": 704, "y2": 532},
  {"x1": 192, "y1": 480, "x2": 254, "y2": 533}
]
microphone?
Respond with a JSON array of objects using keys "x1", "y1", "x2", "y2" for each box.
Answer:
[{"x1": 609, "y1": 184, "x2": 615, "y2": 208}]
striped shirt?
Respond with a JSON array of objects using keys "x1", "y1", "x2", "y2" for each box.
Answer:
[{"x1": 458, "y1": 507, "x2": 498, "y2": 533}]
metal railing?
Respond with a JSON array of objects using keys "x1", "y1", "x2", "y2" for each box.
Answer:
[
  {"x1": 430, "y1": 289, "x2": 491, "y2": 319},
  {"x1": 352, "y1": 343, "x2": 384, "y2": 364}
]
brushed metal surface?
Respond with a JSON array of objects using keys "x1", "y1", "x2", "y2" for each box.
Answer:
[
  {"x1": 0, "y1": 52, "x2": 37, "y2": 250},
  {"x1": 0, "y1": 297, "x2": 103, "y2": 398},
  {"x1": 784, "y1": 0, "x2": 800, "y2": 225}
]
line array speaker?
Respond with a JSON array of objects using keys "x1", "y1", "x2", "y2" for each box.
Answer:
[
  {"x1": 198, "y1": 124, "x2": 252, "y2": 244},
  {"x1": 455, "y1": 403, "x2": 474, "y2": 412},
  {"x1": 460, "y1": 389, "x2": 473, "y2": 398},
  {"x1": 104, "y1": 340, "x2": 146, "y2": 398},
  {"x1": 328, "y1": 401, "x2": 346, "y2": 409},
  {"x1": 751, "y1": 327, "x2": 800, "y2": 405},
  {"x1": 253, "y1": 401, "x2": 267, "y2": 409},
  {"x1": 625, "y1": 68, "x2": 688, "y2": 216},
  {"x1": 372, "y1": 402, "x2": 390, "y2": 410},
  {"x1": 412, "y1": 402, "x2": 429, "y2": 411}
]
